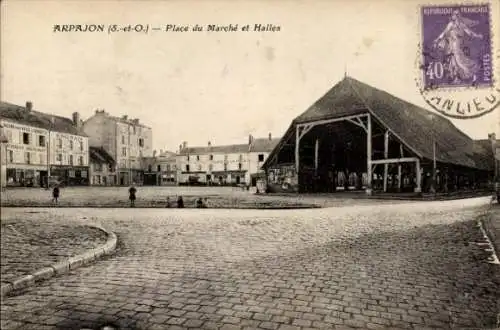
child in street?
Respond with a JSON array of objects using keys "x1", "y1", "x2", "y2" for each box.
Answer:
[
  {"x1": 129, "y1": 184, "x2": 137, "y2": 207},
  {"x1": 52, "y1": 184, "x2": 60, "y2": 205}
]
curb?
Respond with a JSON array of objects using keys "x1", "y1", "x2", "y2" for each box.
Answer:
[
  {"x1": 481, "y1": 206, "x2": 500, "y2": 263},
  {"x1": 0, "y1": 225, "x2": 117, "y2": 299}
]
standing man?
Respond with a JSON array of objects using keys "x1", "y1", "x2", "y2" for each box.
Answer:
[{"x1": 129, "y1": 183, "x2": 137, "y2": 207}]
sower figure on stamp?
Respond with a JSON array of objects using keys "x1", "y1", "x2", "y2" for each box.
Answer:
[
  {"x1": 433, "y1": 10, "x2": 483, "y2": 84},
  {"x1": 128, "y1": 184, "x2": 137, "y2": 207},
  {"x1": 52, "y1": 184, "x2": 60, "y2": 205}
]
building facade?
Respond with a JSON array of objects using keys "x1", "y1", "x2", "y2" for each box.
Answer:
[
  {"x1": 0, "y1": 101, "x2": 89, "y2": 187},
  {"x1": 176, "y1": 134, "x2": 279, "y2": 186},
  {"x1": 142, "y1": 150, "x2": 177, "y2": 186},
  {"x1": 89, "y1": 146, "x2": 116, "y2": 186},
  {"x1": 83, "y1": 109, "x2": 153, "y2": 186}
]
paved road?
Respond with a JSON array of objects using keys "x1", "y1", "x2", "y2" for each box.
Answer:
[
  {"x1": 1, "y1": 219, "x2": 107, "y2": 285},
  {"x1": 1, "y1": 197, "x2": 499, "y2": 330}
]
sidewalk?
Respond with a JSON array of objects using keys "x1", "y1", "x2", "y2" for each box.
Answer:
[
  {"x1": 1, "y1": 217, "x2": 108, "y2": 287},
  {"x1": 483, "y1": 203, "x2": 500, "y2": 259}
]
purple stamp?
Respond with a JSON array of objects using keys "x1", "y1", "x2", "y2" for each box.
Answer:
[{"x1": 421, "y1": 4, "x2": 493, "y2": 89}]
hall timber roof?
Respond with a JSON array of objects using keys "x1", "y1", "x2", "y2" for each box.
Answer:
[{"x1": 263, "y1": 76, "x2": 494, "y2": 171}]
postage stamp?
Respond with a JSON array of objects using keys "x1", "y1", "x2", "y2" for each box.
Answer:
[
  {"x1": 421, "y1": 4, "x2": 492, "y2": 89},
  {"x1": 416, "y1": 3, "x2": 499, "y2": 119}
]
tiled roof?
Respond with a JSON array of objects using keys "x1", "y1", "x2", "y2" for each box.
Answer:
[
  {"x1": 178, "y1": 137, "x2": 281, "y2": 156},
  {"x1": 249, "y1": 138, "x2": 281, "y2": 153},
  {"x1": 264, "y1": 77, "x2": 494, "y2": 171},
  {"x1": 0, "y1": 101, "x2": 87, "y2": 137},
  {"x1": 179, "y1": 143, "x2": 250, "y2": 155},
  {"x1": 89, "y1": 146, "x2": 115, "y2": 165}
]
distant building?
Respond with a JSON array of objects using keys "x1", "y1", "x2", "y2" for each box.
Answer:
[
  {"x1": 83, "y1": 109, "x2": 153, "y2": 186},
  {"x1": 141, "y1": 150, "x2": 177, "y2": 186},
  {"x1": 176, "y1": 134, "x2": 280, "y2": 186},
  {"x1": 89, "y1": 146, "x2": 116, "y2": 186},
  {"x1": 0, "y1": 101, "x2": 89, "y2": 187}
]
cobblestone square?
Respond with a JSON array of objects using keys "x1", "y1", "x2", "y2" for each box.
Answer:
[{"x1": 1, "y1": 197, "x2": 499, "y2": 329}]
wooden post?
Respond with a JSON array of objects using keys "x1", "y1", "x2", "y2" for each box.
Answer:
[
  {"x1": 398, "y1": 144, "x2": 403, "y2": 191},
  {"x1": 295, "y1": 125, "x2": 300, "y2": 175},
  {"x1": 314, "y1": 138, "x2": 319, "y2": 175},
  {"x1": 383, "y1": 131, "x2": 389, "y2": 192},
  {"x1": 366, "y1": 114, "x2": 372, "y2": 195},
  {"x1": 415, "y1": 159, "x2": 422, "y2": 193}
]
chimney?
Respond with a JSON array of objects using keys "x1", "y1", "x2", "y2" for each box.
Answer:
[
  {"x1": 208, "y1": 141, "x2": 211, "y2": 147},
  {"x1": 122, "y1": 115, "x2": 128, "y2": 120},
  {"x1": 133, "y1": 118, "x2": 139, "y2": 124},
  {"x1": 153, "y1": 150, "x2": 157, "y2": 157},
  {"x1": 248, "y1": 134, "x2": 253, "y2": 145},
  {"x1": 179, "y1": 144, "x2": 183, "y2": 152},
  {"x1": 72, "y1": 112, "x2": 81, "y2": 127},
  {"x1": 183, "y1": 141, "x2": 187, "y2": 150},
  {"x1": 268, "y1": 132, "x2": 272, "y2": 141},
  {"x1": 25, "y1": 101, "x2": 33, "y2": 112}
]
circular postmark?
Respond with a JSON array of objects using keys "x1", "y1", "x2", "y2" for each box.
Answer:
[{"x1": 416, "y1": 4, "x2": 499, "y2": 119}]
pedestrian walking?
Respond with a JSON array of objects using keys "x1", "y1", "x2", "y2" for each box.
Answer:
[
  {"x1": 177, "y1": 196, "x2": 184, "y2": 208},
  {"x1": 52, "y1": 184, "x2": 60, "y2": 205},
  {"x1": 129, "y1": 184, "x2": 137, "y2": 207}
]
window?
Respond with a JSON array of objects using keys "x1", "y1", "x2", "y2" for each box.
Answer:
[
  {"x1": 94, "y1": 163, "x2": 103, "y2": 171},
  {"x1": 57, "y1": 154, "x2": 62, "y2": 162},
  {"x1": 157, "y1": 165, "x2": 161, "y2": 172},
  {"x1": 139, "y1": 138, "x2": 144, "y2": 147},
  {"x1": 148, "y1": 165, "x2": 152, "y2": 172},
  {"x1": 198, "y1": 164, "x2": 202, "y2": 171},
  {"x1": 8, "y1": 150, "x2": 13, "y2": 163},
  {"x1": 133, "y1": 126, "x2": 137, "y2": 134},
  {"x1": 80, "y1": 141, "x2": 84, "y2": 151},
  {"x1": 38, "y1": 135, "x2": 46, "y2": 147},
  {"x1": 39, "y1": 154, "x2": 44, "y2": 164},
  {"x1": 187, "y1": 155, "x2": 190, "y2": 161},
  {"x1": 23, "y1": 133, "x2": 30, "y2": 145},
  {"x1": 79, "y1": 156, "x2": 83, "y2": 165},
  {"x1": 238, "y1": 163, "x2": 242, "y2": 170},
  {"x1": 108, "y1": 164, "x2": 114, "y2": 172},
  {"x1": 208, "y1": 164, "x2": 213, "y2": 171},
  {"x1": 70, "y1": 140, "x2": 74, "y2": 150},
  {"x1": 122, "y1": 147, "x2": 127, "y2": 156},
  {"x1": 258, "y1": 154, "x2": 264, "y2": 162},
  {"x1": 122, "y1": 135, "x2": 125, "y2": 144},
  {"x1": 186, "y1": 165, "x2": 190, "y2": 172},
  {"x1": 58, "y1": 138, "x2": 63, "y2": 148},
  {"x1": 25, "y1": 152, "x2": 31, "y2": 164},
  {"x1": 224, "y1": 164, "x2": 227, "y2": 171},
  {"x1": 69, "y1": 155, "x2": 74, "y2": 165},
  {"x1": 239, "y1": 154, "x2": 243, "y2": 162},
  {"x1": 224, "y1": 154, "x2": 228, "y2": 161},
  {"x1": 209, "y1": 154, "x2": 213, "y2": 160},
  {"x1": 196, "y1": 155, "x2": 200, "y2": 161},
  {"x1": 166, "y1": 164, "x2": 171, "y2": 171}
]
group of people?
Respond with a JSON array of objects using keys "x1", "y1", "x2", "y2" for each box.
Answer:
[{"x1": 128, "y1": 185, "x2": 208, "y2": 208}]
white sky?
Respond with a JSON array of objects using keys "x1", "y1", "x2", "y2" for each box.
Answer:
[{"x1": 1, "y1": 0, "x2": 499, "y2": 152}]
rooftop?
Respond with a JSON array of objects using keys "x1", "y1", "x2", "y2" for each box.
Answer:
[{"x1": 0, "y1": 101, "x2": 87, "y2": 137}]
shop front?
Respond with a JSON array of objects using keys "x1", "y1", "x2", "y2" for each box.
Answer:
[
  {"x1": 49, "y1": 165, "x2": 90, "y2": 186},
  {"x1": 5, "y1": 165, "x2": 46, "y2": 187}
]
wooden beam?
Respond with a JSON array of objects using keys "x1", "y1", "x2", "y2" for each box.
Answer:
[
  {"x1": 295, "y1": 125, "x2": 300, "y2": 174},
  {"x1": 297, "y1": 113, "x2": 369, "y2": 130},
  {"x1": 366, "y1": 114, "x2": 372, "y2": 195},
  {"x1": 398, "y1": 144, "x2": 403, "y2": 191},
  {"x1": 370, "y1": 157, "x2": 419, "y2": 165},
  {"x1": 314, "y1": 138, "x2": 319, "y2": 174},
  {"x1": 415, "y1": 158, "x2": 422, "y2": 193},
  {"x1": 383, "y1": 130, "x2": 389, "y2": 192}
]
